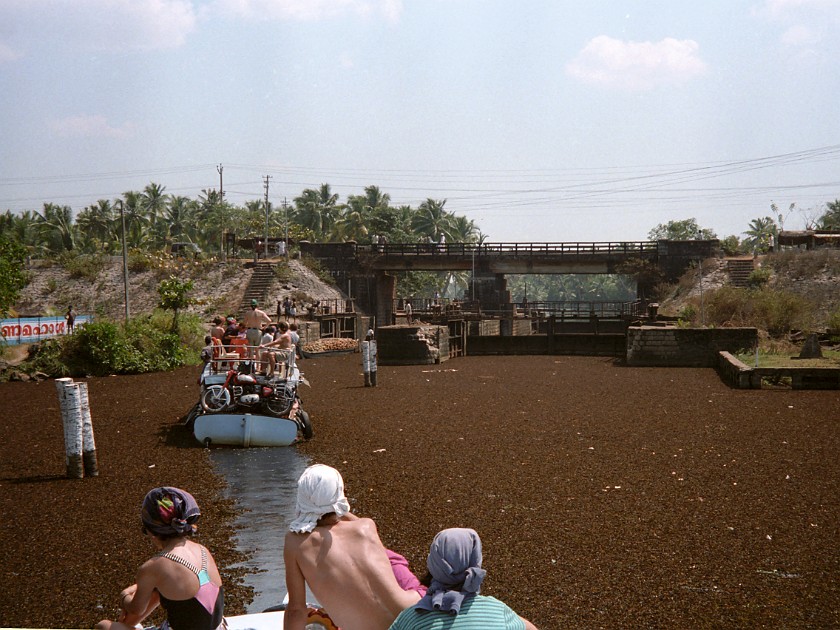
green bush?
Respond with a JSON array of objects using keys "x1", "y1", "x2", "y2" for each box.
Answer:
[
  {"x1": 17, "y1": 311, "x2": 205, "y2": 377},
  {"x1": 704, "y1": 286, "x2": 813, "y2": 337},
  {"x1": 828, "y1": 308, "x2": 840, "y2": 336},
  {"x1": 59, "y1": 251, "x2": 108, "y2": 280},
  {"x1": 747, "y1": 267, "x2": 771, "y2": 288}
]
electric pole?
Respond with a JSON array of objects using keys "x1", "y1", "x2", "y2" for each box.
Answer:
[
  {"x1": 283, "y1": 197, "x2": 289, "y2": 260},
  {"x1": 217, "y1": 164, "x2": 225, "y2": 261},
  {"x1": 263, "y1": 175, "x2": 272, "y2": 261}
]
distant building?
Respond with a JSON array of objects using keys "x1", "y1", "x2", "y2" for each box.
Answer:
[{"x1": 777, "y1": 230, "x2": 840, "y2": 250}]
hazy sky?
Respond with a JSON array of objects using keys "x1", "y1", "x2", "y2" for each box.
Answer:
[{"x1": 2, "y1": 0, "x2": 839, "y2": 242}]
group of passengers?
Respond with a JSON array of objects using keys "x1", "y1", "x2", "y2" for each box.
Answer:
[
  {"x1": 204, "y1": 299, "x2": 304, "y2": 376},
  {"x1": 97, "y1": 465, "x2": 538, "y2": 630}
]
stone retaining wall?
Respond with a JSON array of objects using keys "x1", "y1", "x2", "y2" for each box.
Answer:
[
  {"x1": 626, "y1": 326, "x2": 757, "y2": 367},
  {"x1": 718, "y1": 351, "x2": 840, "y2": 389},
  {"x1": 377, "y1": 325, "x2": 449, "y2": 365}
]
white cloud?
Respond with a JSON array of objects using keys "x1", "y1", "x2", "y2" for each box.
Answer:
[
  {"x1": 49, "y1": 115, "x2": 136, "y2": 139},
  {"x1": 0, "y1": 0, "x2": 197, "y2": 56},
  {"x1": 208, "y1": 0, "x2": 403, "y2": 22},
  {"x1": 565, "y1": 36, "x2": 707, "y2": 91}
]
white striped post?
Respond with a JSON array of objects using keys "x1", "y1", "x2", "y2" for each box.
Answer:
[
  {"x1": 54, "y1": 377, "x2": 84, "y2": 479},
  {"x1": 362, "y1": 332, "x2": 378, "y2": 387},
  {"x1": 77, "y1": 382, "x2": 99, "y2": 477}
]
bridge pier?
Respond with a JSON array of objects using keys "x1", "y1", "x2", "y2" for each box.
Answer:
[
  {"x1": 472, "y1": 271, "x2": 510, "y2": 315},
  {"x1": 374, "y1": 272, "x2": 396, "y2": 328}
]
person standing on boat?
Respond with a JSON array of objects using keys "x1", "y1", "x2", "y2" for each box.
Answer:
[
  {"x1": 242, "y1": 299, "x2": 271, "y2": 360},
  {"x1": 388, "y1": 528, "x2": 538, "y2": 630},
  {"x1": 95, "y1": 487, "x2": 225, "y2": 630},
  {"x1": 284, "y1": 464, "x2": 422, "y2": 630}
]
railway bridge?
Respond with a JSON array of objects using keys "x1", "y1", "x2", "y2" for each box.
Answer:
[{"x1": 299, "y1": 239, "x2": 719, "y2": 326}]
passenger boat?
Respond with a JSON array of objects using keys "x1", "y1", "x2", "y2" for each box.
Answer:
[{"x1": 188, "y1": 347, "x2": 312, "y2": 447}]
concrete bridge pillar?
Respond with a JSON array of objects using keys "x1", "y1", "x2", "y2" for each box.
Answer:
[
  {"x1": 375, "y1": 272, "x2": 396, "y2": 327},
  {"x1": 472, "y1": 272, "x2": 509, "y2": 313}
]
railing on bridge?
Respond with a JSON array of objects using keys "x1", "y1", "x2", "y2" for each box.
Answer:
[
  {"x1": 393, "y1": 298, "x2": 644, "y2": 320},
  {"x1": 361, "y1": 241, "x2": 658, "y2": 257}
]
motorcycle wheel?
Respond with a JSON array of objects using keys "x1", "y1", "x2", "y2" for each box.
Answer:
[
  {"x1": 264, "y1": 397, "x2": 292, "y2": 416},
  {"x1": 297, "y1": 409, "x2": 313, "y2": 440},
  {"x1": 201, "y1": 385, "x2": 232, "y2": 413}
]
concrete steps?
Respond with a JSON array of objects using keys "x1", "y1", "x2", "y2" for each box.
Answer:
[
  {"x1": 727, "y1": 258, "x2": 754, "y2": 288},
  {"x1": 239, "y1": 263, "x2": 276, "y2": 313}
]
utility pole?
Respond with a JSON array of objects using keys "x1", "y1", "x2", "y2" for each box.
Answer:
[
  {"x1": 119, "y1": 201, "x2": 130, "y2": 320},
  {"x1": 283, "y1": 197, "x2": 289, "y2": 260},
  {"x1": 263, "y1": 175, "x2": 272, "y2": 261},
  {"x1": 217, "y1": 164, "x2": 225, "y2": 261}
]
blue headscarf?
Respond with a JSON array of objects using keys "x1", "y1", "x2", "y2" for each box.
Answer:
[
  {"x1": 415, "y1": 528, "x2": 487, "y2": 615},
  {"x1": 141, "y1": 487, "x2": 200, "y2": 537}
]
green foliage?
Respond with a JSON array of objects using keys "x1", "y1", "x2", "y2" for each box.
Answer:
[
  {"x1": 720, "y1": 235, "x2": 742, "y2": 256},
  {"x1": 0, "y1": 235, "x2": 27, "y2": 318},
  {"x1": 747, "y1": 267, "x2": 771, "y2": 288},
  {"x1": 816, "y1": 199, "x2": 840, "y2": 230},
  {"x1": 59, "y1": 251, "x2": 108, "y2": 280},
  {"x1": 128, "y1": 248, "x2": 154, "y2": 272},
  {"x1": 397, "y1": 271, "x2": 445, "y2": 299},
  {"x1": 20, "y1": 312, "x2": 204, "y2": 377},
  {"x1": 704, "y1": 286, "x2": 813, "y2": 337},
  {"x1": 828, "y1": 307, "x2": 840, "y2": 333},
  {"x1": 742, "y1": 216, "x2": 778, "y2": 253},
  {"x1": 157, "y1": 275, "x2": 194, "y2": 331},
  {"x1": 648, "y1": 218, "x2": 717, "y2": 241}
]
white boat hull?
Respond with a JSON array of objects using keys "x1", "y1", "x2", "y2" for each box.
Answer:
[
  {"x1": 193, "y1": 413, "x2": 299, "y2": 447},
  {"x1": 226, "y1": 610, "x2": 285, "y2": 630}
]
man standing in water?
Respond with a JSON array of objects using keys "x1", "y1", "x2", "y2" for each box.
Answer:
[
  {"x1": 241, "y1": 299, "x2": 271, "y2": 361},
  {"x1": 284, "y1": 464, "x2": 421, "y2": 630}
]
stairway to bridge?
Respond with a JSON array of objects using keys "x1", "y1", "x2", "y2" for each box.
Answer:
[
  {"x1": 238, "y1": 262, "x2": 277, "y2": 314},
  {"x1": 726, "y1": 258, "x2": 755, "y2": 288}
]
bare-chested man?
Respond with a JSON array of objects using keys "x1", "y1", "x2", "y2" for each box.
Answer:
[
  {"x1": 260, "y1": 320, "x2": 292, "y2": 378},
  {"x1": 284, "y1": 464, "x2": 421, "y2": 630},
  {"x1": 241, "y1": 299, "x2": 271, "y2": 360}
]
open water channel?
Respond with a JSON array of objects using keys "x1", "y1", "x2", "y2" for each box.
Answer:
[{"x1": 210, "y1": 446, "x2": 317, "y2": 613}]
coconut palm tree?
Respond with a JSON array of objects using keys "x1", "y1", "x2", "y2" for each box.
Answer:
[
  {"x1": 742, "y1": 216, "x2": 777, "y2": 253},
  {"x1": 36, "y1": 203, "x2": 77, "y2": 253},
  {"x1": 411, "y1": 198, "x2": 453, "y2": 243},
  {"x1": 165, "y1": 196, "x2": 198, "y2": 243},
  {"x1": 333, "y1": 196, "x2": 370, "y2": 242},
  {"x1": 293, "y1": 184, "x2": 341, "y2": 241}
]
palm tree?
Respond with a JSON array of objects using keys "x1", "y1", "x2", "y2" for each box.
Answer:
[
  {"x1": 165, "y1": 196, "x2": 198, "y2": 243},
  {"x1": 117, "y1": 191, "x2": 151, "y2": 248},
  {"x1": 142, "y1": 183, "x2": 169, "y2": 248},
  {"x1": 333, "y1": 196, "x2": 370, "y2": 242},
  {"x1": 742, "y1": 216, "x2": 777, "y2": 253},
  {"x1": 293, "y1": 184, "x2": 341, "y2": 241},
  {"x1": 36, "y1": 203, "x2": 77, "y2": 253},
  {"x1": 817, "y1": 199, "x2": 840, "y2": 230},
  {"x1": 411, "y1": 198, "x2": 453, "y2": 242},
  {"x1": 76, "y1": 199, "x2": 118, "y2": 252}
]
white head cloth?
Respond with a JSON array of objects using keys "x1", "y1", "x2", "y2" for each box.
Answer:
[{"x1": 289, "y1": 464, "x2": 351, "y2": 533}]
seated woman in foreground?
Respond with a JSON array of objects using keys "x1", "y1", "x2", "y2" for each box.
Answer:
[
  {"x1": 95, "y1": 487, "x2": 225, "y2": 630},
  {"x1": 388, "y1": 527, "x2": 538, "y2": 630}
]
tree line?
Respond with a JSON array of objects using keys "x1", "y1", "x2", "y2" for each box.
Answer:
[{"x1": 0, "y1": 183, "x2": 481, "y2": 258}]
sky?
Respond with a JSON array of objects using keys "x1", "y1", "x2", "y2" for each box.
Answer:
[{"x1": 1, "y1": 0, "x2": 839, "y2": 243}]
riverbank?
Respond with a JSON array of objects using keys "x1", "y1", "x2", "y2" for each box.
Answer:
[{"x1": 1, "y1": 355, "x2": 838, "y2": 628}]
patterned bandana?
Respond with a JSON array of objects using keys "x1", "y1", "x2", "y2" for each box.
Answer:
[
  {"x1": 141, "y1": 487, "x2": 201, "y2": 537},
  {"x1": 415, "y1": 528, "x2": 487, "y2": 615}
]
